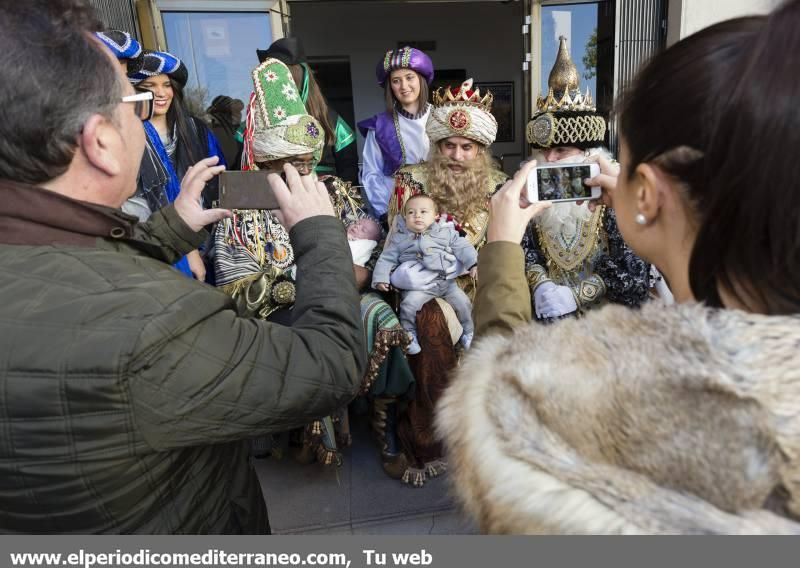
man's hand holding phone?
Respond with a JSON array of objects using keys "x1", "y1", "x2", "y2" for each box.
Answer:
[
  {"x1": 270, "y1": 163, "x2": 335, "y2": 231},
  {"x1": 174, "y1": 156, "x2": 231, "y2": 231}
]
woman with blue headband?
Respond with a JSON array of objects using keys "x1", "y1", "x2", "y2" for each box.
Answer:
[{"x1": 130, "y1": 50, "x2": 226, "y2": 280}]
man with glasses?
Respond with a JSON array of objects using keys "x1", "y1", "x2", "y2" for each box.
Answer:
[{"x1": 0, "y1": 0, "x2": 365, "y2": 534}]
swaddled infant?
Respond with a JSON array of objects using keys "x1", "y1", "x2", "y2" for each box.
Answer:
[{"x1": 347, "y1": 217, "x2": 382, "y2": 267}]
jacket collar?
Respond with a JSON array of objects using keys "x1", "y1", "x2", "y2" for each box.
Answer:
[{"x1": 0, "y1": 179, "x2": 138, "y2": 247}]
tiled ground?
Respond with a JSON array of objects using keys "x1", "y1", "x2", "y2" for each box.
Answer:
[{"x1": 253, "y1": 413, "x2": 478, "y2": 535}]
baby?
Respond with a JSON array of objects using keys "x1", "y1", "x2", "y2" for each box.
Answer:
[
  {"x1": 372, "y1": 194, "x2": 477, "y2": 354},
  {"x1": 347, "y1": 217, "x2": 382, "y2": 267}
]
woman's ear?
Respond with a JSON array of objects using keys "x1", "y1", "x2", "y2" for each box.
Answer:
[{"x1": 633, "y1": 163, "x2": 666, "y2": 222}]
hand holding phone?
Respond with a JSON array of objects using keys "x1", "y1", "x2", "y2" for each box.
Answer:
[
  {"x1": 174, "y1": 156, "x2": 230, "y2": 231},
  {"x1": 487, "y1": 160, "x2": 552, "y2": 244},
  {"x1": 526, "y1": 162, "x2": 601, "y2": 203},
  {"x1": 269, "y1": 164, "x2": 335, "y2": 231}
]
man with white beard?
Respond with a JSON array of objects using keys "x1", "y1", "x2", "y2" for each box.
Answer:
[{"x1": 522, "y1": 37, "x2": 651, "y2": 320}]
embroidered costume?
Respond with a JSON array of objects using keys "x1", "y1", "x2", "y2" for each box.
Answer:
[
  {"x1": 521, "y1": 37, "x2": 649, "y2": 318},
  {"x1": 357, "y1": 47, "x2": 435, "y2": 217},
  {"x1": 214, "y1": 58, "x2": 412, "y2": 467},
  {"x1": 380, "y1": 80, "x2": 507, "y2": 486},
  {"x1": 389, "y1": 80, "x2": 505, "y2": 298}
]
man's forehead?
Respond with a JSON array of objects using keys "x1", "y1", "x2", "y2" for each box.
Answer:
[{"x1": 443, "y1": 136, "x2": 476, "y2": 146}]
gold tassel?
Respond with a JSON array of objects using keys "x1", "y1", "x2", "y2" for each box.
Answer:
[
  {"x1": 314, "y1": 445, "x2": 343, "y2": 467},
  {"x1": 424, "y1": 460, "x2": 447, "y2": 478},
  {"x1": 401, "y1": 467, "x2": 427, "y2": 488}
]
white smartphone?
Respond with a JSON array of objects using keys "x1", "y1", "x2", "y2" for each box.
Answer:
[{"x1": 526, "y1": 162, "x2": 601, "y2": 203}]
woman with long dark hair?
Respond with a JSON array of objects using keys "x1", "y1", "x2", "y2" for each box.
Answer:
[
  {"x1": 357, "y1": 47, "x2": 434, "y2": 219},
  {"x1": 439, "y1": 0, "x2": 800, "y2": 534},
  {"x1": 130, "y1": 50, "x2": 226, "y2": 279}
]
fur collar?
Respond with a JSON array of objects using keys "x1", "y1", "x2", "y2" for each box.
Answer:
[{"x1": 437, "y1": 302, "x2": 800, "y2": 534}]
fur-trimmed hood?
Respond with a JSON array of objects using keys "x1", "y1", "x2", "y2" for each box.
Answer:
[{"x1": 437, "y1": 302, "x2": 800, "y2": 534}]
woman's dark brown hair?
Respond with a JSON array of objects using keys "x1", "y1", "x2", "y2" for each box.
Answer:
[
  {"x1": 288, "y1": 64, "x2": 335, "y2": 146},
  {"x1": 384, "y1": 70, "x2": 430, "y2": 115},
  {"x1": 619, "y1": 4, "x2": 800, "y2": 314},
  {"x1": 164, "y1": 78, "x2": 208, "y2": 181}
]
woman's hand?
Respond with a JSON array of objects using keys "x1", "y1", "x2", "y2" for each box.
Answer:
[
  {"x1": 488, "y1": 160, "x2": 552, "y2": 244},
  {"x1": 583, "y1": 155, "x2": 620, "y2": 211},
  {"x1": 186, "y1": 249, "x2": 206, "y2": 281},
  {"x1": 375, "y1": 282, "x2": 390, "y2": 292}
]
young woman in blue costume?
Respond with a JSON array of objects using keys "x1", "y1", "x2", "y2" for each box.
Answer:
[{"x1": 130, "y1": 50, "x2": 226, "y2": 280}]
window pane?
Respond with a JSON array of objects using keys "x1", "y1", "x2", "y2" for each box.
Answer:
[
  {"x1": 162, "y1": 11, "x2": 272, "y2": 108},
  {"x1": 541, "y1": 3, "x2": 599, "y2": 97}
]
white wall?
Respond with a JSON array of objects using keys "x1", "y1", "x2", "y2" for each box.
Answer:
[
  {"x1": 290, "y1": 1, "x2": 526, "y2": 172},
  {"x1": 667, "y1": 0, "x2": 781, "y2": 45}
]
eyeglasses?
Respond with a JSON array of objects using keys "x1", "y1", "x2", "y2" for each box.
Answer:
[
  {"x1": 121, "y1": 90, "x2": 154, "y2": 121},
  {"x1": 284, "y1": 158, "x2": 318, "y2": 174},
  {"x1": 257, "y1": 158, "x2": 319, "y2": 175}
]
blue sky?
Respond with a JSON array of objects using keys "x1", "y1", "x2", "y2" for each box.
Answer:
[{"x1": 541, "y1": 2, "x2": 598, "y2": 97}]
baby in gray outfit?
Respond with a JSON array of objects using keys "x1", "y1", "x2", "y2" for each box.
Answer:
[{"x1": 372, "y1": 194, "x2": 477, "y2": 354}]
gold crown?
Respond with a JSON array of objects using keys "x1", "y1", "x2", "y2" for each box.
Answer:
[
  {"x1": 432, "y1": 78, "x2": 494, "y2": 112},
  {"x1": 535, "y1": 36, "x2": 597, "y2": 113}
]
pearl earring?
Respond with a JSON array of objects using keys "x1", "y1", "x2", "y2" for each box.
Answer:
[{"x1": 635, "y1": 213, "x2": 647, "y2": 225}]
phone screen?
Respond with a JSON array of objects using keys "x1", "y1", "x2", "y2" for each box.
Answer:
[
  {"x1": 536, "y1": 165, "x2": 593, "y2": 201},
  {"x1": 218, "y1": 171, "x2": 281, "y2": 210}
]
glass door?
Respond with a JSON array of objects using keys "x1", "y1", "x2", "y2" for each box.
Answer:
[
  {"x1": 162, "y1": 11, "x2": 273, "y2": 112},
  {"x1": 529, "y1": 0, "x2": 613, "y2": 152},
  {"x1": 540, "y1": 2, "x2": 600, "y2": 101}
]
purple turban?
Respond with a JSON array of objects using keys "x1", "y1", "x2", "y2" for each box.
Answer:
[{"x1": 375, "y1": 47, "x2": 434, "y2": 87}]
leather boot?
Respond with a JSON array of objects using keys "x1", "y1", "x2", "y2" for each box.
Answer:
[{"x1": 372, "y1": 397, "x2": 408, "y2": 479}]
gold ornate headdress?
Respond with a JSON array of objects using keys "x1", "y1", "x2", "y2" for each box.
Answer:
[
  {"x1": 427, "y1": 79, "x2": 498, "y2": 147},
  {"x1": 432, "y1": 80, "x2": 494, "y2": 111},
  {"x1": 527, "y1": 36, "x2": 606, "y2": 149}
]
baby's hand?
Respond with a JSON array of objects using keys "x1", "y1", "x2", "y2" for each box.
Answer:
[
  {"x1": 469, "y1": 266, "x2": 478, "y2": 280},
  {"x1": 375, "y1": 283, "x2": 390, "y2": 292}
]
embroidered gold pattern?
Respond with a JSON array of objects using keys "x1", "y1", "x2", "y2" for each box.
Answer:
[{"x1": 536, "y1": 206, "x2": 605, "y2": 273}]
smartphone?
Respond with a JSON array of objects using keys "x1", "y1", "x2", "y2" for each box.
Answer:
[
  {"x1": 526, "y1": 162, "x2": 601, "y2": 203},
  {"x1": 218, "y1": 170, "x2": 281, "y2": 210}
]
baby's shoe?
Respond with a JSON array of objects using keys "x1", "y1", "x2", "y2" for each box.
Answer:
[
  {"x1": 406, "y1": 331, "x2": 421, "y2": 355},
  {"x1": 460, "y1": 332, "x2": 474, "y2": 350}
]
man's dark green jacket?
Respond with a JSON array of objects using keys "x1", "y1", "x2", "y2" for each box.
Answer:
[{"x1": 0, "y1": 181, "x2": 365, "y2": 533}]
